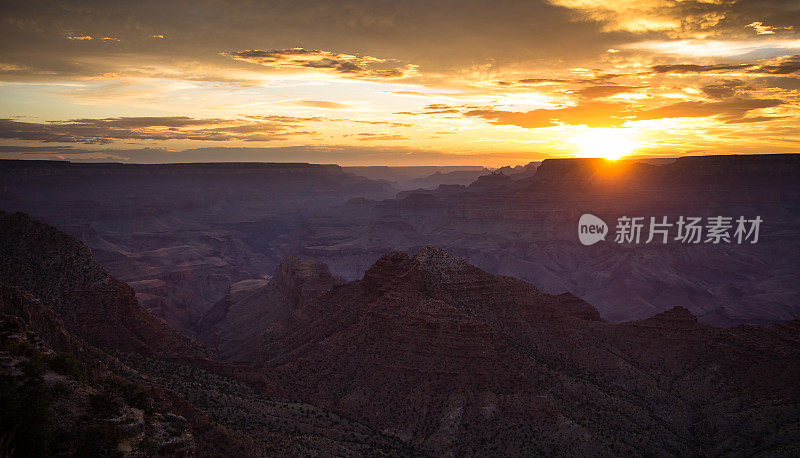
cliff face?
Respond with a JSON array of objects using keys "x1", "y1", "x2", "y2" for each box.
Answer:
[
  {"x1": 195, "y1": 256, "x2": 338, "y2": 364},
  {"x1": 0, "y1": 211, "x2": 206, "y2": 358},
  {"x1": 274, "y1": 255, "x2": 339, "y2": 304}
]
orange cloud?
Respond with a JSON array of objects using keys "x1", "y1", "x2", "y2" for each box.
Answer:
[
  {"x1": 466, "y1": 101, "x2": 630, "y2": 128},
  {"x1": 546, "y1": 0, "x2": 729, "y2": 37},
  {"x1": 462, "y1": 97, "x2": 787, "y2": 128},
  {"x1": 746, "y1": 22, "x2": 793, "y2": 35},
  {"x1": 295, "y1": 100, "x2": 349, "y2": 109}
]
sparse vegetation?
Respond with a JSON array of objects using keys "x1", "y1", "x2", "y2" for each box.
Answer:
[
  {"x1": 0, "y1": 354, "x2": 53, "y2": 457},
  {"x1": 48, "y1": 352, "x2": 83, "y2": 379}
]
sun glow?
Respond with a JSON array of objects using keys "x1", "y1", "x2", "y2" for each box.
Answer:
[{"x1": 570, "y1": 128, "x2": 636, "y2": 160}]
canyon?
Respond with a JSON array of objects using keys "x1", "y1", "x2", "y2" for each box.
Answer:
[
  {"x1": 3, "y1": 155, "x2": 796, "y2": 333},
  {"x1": 1, "y1": 211, "x2": 799, "y2": 455}
]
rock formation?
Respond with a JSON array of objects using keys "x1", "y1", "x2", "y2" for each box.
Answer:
[{"x1": 203, "y1": 247, "x2": 800, "y2": 455}]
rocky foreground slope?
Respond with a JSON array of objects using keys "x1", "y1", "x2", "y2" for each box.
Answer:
[
  {"x1": 0, "y1": 212, "x2": 416, "y2": 456},
  {"x1": 0, "y1": 284, "x2": 219, "y2": 456}
]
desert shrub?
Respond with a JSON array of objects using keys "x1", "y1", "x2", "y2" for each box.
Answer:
[
  {"x1": 133, "y1": 435, "x2": 159, "y2": 456},
  {"x1": 75, "y1": 429, "x2": 121, "y2": 458},
  {"x1": 8, "y1": 341, "x2": 37, "y2": 358},
  {"x1": 48, "y1": 352, "x2": 83, "y2": 379},
  {"x1": 101, "y1": 377, "x2": 153, "y2": 414},
  {"x1": 49, "y1": 380, "x2": 72, "y2": 399},
  {"x1": 89, "y1": 390, "x2": 123, "y2": 418},
  {"x1": 0, "y1": 368, "x2": 53, "y2": 456}
]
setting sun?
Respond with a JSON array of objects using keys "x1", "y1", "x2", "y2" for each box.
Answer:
[{"x1": 570, "y1": 128, "x2": 637, "y2": 161}]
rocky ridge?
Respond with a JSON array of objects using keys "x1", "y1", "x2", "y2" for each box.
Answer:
[{"x1": 199, "y1": 247, "x2": 800, "y2": 456}]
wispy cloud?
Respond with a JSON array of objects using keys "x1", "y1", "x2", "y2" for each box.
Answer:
[
  {"x1": 356, "y1": 133, "x2": 408, "y2": 141},
  {"x1": 575, "y1": 85, "x2": 640, "y2": 99},
  {"x1": 461, "y1": 97, "x2": 787, "y2": 128},
  {"x1": 0, "y1": 116, "x2": 318, "y2": 144},
  {"x1": 294, "y1": 100, "x2": 350, "y2": 109},
  {"x1": 224, "y1": 48, "x2": 420, "y2": 80},
  {"x1": 649, "y1": 55, "x2": 800, "y2": 75}
]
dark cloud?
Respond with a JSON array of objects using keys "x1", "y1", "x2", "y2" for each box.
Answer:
[
  {"x1": 422, "y1": 104, "x2": 460, "y2": 114},
  {"x1": 0, "y1": 145, "x2": 501, "y2": 166},
  {"x1": 65, "y1": 117, "x2": 224, "y2": 128},
  {"x1": 649, "y1": 55, "x2": 800, "y2": 76},
  {"x1": 0, "y1": 0, "x2": 619, "y2": 83},
  {"x1": 242, "y1": 115, "x2": 326, "y2": 122},
  {"x1": 701, "y1": 80, "x2": 746, "y2": 100},
  {"x1": 757, "y1": 55, "x2": 800, "y2": 74},
  {"x1": 0, "y1": 116, "x2": 315, "y2": 144},
  {"x1": 497, "y1": 73, "x2": 621, "y2": 87},
  {"x1": 0, "y1": 145, "x2": 83, "y2": 154},
  {"x1": 723, "y1": 115, "x2": 790, "y2": 123},
  {"x1": 242, "y1": 115, "x2": 413, "y2": 127},
  {"x1": 650, "y1": 63, "x2": 752, "y2": 74},
  {"x1": 518, "y1": 78, "x2": 569, "y2": 84},
  {"x1": 632, "y1": 98, "x2": 785, "y2": 123},
  {"x1": 758, "y1": 76, "x2": 800, "y2": 90},
  {"x1": 224, "y1": 48, "x2": 418, "y2": 79}
]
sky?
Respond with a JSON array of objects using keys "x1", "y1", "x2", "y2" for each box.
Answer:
[{"x1": 1, "y1": 0, "x2": 799, "y2": 166}]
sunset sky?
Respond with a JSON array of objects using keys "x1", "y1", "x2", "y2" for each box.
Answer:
[{"x1": 1, "y1": 0, "x2": 799, "y2": 166}]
